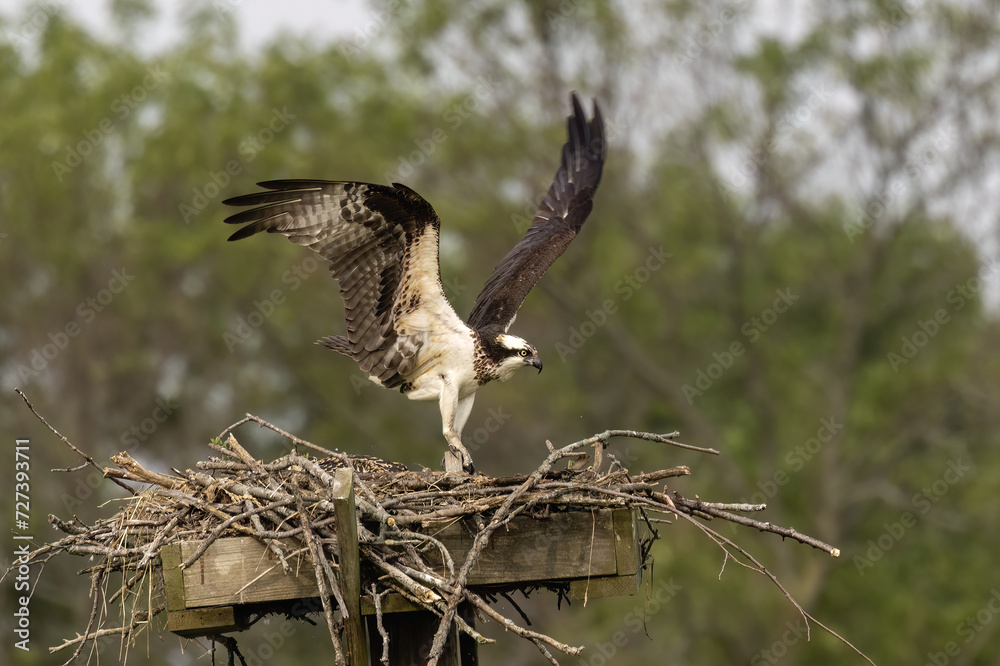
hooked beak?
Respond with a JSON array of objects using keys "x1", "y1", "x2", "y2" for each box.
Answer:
[{"x1": 530, "y1": 357, "x2": 543, "y2": 374}]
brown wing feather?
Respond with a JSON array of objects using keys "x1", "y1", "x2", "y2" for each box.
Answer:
[
  {"x1": 223, "y1": 180, "x2": 453, "y2": 388},
  {"x1": 467, "y1": 93, "x2": 606, "y2": 332}
]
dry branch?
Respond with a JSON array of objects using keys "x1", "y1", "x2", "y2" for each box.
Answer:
[{"x1": 5, "y1": 397, "x2": 861, "y2": 665}]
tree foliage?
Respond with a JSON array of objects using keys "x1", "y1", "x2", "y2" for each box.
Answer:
[{"x1": 3, "y1": 1, "x2": 1000, "y2": 664}]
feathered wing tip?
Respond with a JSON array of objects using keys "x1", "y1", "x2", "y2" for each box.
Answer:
[
  {"x1": 465, "y1": 92, "x2": 608, "y2": 331},
  {"x1": 317, "y1": 335, "x2": 352, "y2": 357},
  {"x1": 565, "y1": 91, "x2": 606, "y2": 196},
  {"x1": 221, "y1": 181, "x2": 361, "y2": 242}
]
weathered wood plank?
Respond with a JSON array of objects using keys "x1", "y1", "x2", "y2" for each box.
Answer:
[
  {"x1": 161, "y1": 542, "x2": 186, "y2": 611},
  {"x1": 360, "y1": 592, "x2": 420, "y2": 615},
  {"x1": 612, "y1": 508, "x2": 638, "y2": 575},
  {"x1": 569, "y1": 574, "x2": 638, "y2": 600},
  {"x1": 331, "y1": 468, "x2": 369, "y2": 666},
  {"x1": 424, "y1": 509, "x2": 618, "y2": 585},
  {"x1": 569, "y1": 509, "x2": 641, "y2": 600},
  {"x1": 171, "y1": 538, "x2": 320, "y2": 608},
  {"x1": 162, "y1": 508, "x2": 639, "y2": 622},
  {"x1": 166, "y1": 607, "x2": 243, "y2": 636}
]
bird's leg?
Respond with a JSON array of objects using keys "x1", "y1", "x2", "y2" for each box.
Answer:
[
  {"x1": 453, "y1": 394, "x2": 476, "y2": 442},
  {"x1": 438, "y1": 381, "x2": 475, "y2": 474}
]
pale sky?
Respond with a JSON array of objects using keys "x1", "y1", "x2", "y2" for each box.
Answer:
[{"x1": 0, "y1": 0, "x2": 371, "y2": 53}]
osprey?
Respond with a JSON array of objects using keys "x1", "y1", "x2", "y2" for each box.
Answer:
[{"x1": 223, "y1": 93, "x2": 605, "y2": 472}]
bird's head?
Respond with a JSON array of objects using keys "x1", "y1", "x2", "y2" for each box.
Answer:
[{"x1": 494, "y1": 333, "x2": 542, "y2": 381}]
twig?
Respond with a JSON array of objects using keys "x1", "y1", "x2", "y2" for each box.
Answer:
[
  {"x1": 62, "y1": 569, "x2": 104, "y2": 666},
  {"x1": 15, "y1": 388, "x2": 135, "y2": 495},
  {"x1": 110, "y1": 452, "x2": 184, "y2": 489},
  {"x1": 210, "y1": 635, "x2": 248, "y2": 666},
  {"x1": 589, "y1": 429, "x2": 719, "y2": 455},
  {"x1": 463, "y1": 591, "x2": 583, "y2": 658},
  {"x1": 364, "y1": 551, "x2": 491, "y2": 645},
  {"x1": 371, "y1": 584, "x2": 391, "y2": 666},
  {"x1": 229, "y1": 414, "x2": 340, "y2": 458},
  {"x1": 692, "y1": 501, "x2": 767, "y2": 512},
  {"x1": 21, "y1": 412, "x2": 863, "y2": 665},
  {"x1": 426, "y1": 431, "x2": 617, "y2": 665},
  {"x1": 633, "y1": 466, "x2": 691, "y2": 482},
  {"x1": 212, "y1": 435, "x2": 266, "y2": 474},
  {"x1": 671, "y1": 510, "x2": 872, "y2": 664},
  {"x1": 50, "y1": 606, "x2": 163, "y2": 654},
  {"x1": 289, "y1": 453, "x2": 387, "y2": 525},
  {"x1": 133, "y1": 507, "x2": 189, "y2": 571},
  {"x1": 180, "y1": 499, "x2": 295, "y2": 569},
  {"x1": 293, "y1": 487, "x2": 346, "y2": 666},
  {"x1": 671, "y1": 495, "x2": 840, "y2": 557},
  {"x1": 245, "y1": 499, "x2": 291, "y2": 573}
]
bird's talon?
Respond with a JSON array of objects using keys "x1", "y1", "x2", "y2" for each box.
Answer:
[
  {"x1": 454, "y1": 447, "x2": 476, "y2": 475},
  {"x1": 442, "y1": 445, "x2": 475, "y2": 474}
]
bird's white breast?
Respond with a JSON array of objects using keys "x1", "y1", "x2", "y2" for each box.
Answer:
[{"x1": 396, "y1": 326, "x2": 480, "y2": 402}]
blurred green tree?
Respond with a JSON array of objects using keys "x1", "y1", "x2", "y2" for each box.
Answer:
[{"x1": 3, "y1": 1, "x2": 1000, "y2": 664}]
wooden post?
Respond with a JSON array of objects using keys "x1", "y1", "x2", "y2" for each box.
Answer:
[
  {"x1": 457, "y1": 602, "x2": 479, "y2": 666},
  {"x1": 443, "y1": 450, "x2": 464, "y2": 474},
  {"x1": 331, "y1": 468, "x2": 369, "y2": 666},
  {"x1": 368, "y1": 610, "x2": 464, "y2": 666}
]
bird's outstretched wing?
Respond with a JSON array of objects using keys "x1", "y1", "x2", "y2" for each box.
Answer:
[
  {"x1": 466, "y1": 93, "x2": 606, "y2": 332},
  {"x1": 223, "y1": 180, "x2": 461, "y2": 388}
]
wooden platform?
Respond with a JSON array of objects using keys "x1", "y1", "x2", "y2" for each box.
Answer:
[{"x1": 161, "y1": 507, "x2": 647, "y2": 637}]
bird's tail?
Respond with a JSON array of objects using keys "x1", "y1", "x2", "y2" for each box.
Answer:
[{"x1": 316, "y1": 335, "x2": 352, "y2": 357}]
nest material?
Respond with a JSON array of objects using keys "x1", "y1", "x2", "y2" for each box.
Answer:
[{"x1": 7, "y1": 405, "x2": 845, "y2": 666}]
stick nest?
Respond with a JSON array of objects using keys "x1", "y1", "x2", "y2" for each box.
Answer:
[{"x1": 8, "y1": 410, "x2": 844, "y2": 666}]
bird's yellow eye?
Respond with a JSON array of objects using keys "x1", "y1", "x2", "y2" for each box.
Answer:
[{"x1": 519, "y1": 349, "x2": 529, "y2": 357}]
